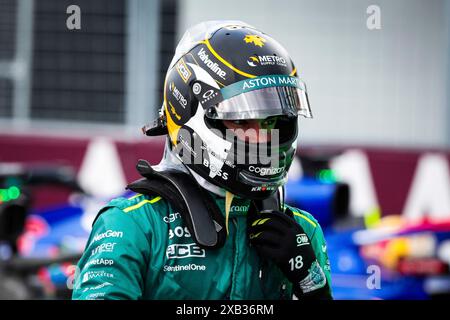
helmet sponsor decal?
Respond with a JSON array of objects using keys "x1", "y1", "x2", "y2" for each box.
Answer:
[
  {"x1": 192, "y1": 82, "x2": 202, "y2": 95},
  {"x1": 221, "y1": 74, "x2": 301, "y2": 100},
  {"x1": 247, "y1": 56, "x2": 259, "y2": 67},
  {"x1": 243, "y1": 34, "x2": 267, "y2": 47},
  {"x1": 249, "y1": 166, "x2": 284, "y2": 176},
  {"x1": 246, "y1": 55, "x2": 287, "y2": 68},
  {"x1": 177, "y1": 134, "x2": 198, "y2": 159},
  {"x1": 169, "y1": 82, "x2": 187, "y2": 108},
  {"x1": 183, "y1": 102, "x2": 232, "y2": 179},
  {"x1": 197, "y1": 47, "x2": 227, "y2": 80},
  {"x1": 168, "y1": 101, "x2": 182, "y2": 120},
  {"x1": 200, "y1": 144, "x2": 236, "y2": 168},
  {"x1": 175, "y1": 58, "x2": 192, "y2": 83},
  {"x1": 191, "y1": 81, "x2": 222, "y2": 107},
  {"x1": 203, "y1": 158, "x2": 229, "y2": 180},
  {"x1": 251, "y1": 186, "x2": 277, "y2": 192}
]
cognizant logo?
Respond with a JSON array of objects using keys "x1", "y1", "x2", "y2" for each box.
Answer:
[
  {"x1": 163, "y1": 212, "x2": 181, "y2": 223},
  {"x1": 249, "y1": 166, "x2": 283, "y2": 176}
]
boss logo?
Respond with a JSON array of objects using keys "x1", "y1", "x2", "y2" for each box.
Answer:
[{"x1": 203, "y1": 158, "x2": 229, "y2": 180}]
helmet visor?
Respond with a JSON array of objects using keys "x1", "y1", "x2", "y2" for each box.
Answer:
[{"x1": 207, "y1": 75, "x2": 312, "y2": 120}]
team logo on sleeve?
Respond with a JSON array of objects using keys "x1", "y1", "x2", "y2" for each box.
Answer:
[{"x1": 296, "y1": 233, "x2": 310, "y2": 247}]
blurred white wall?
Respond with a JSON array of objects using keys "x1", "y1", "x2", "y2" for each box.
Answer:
[{"x1": 178, "y1": 0, "x2": 450, "y2": 148}]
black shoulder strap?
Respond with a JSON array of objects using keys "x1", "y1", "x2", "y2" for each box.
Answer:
[{"x1": 126, "y1": 159, "x2": 226, "y2": 249}]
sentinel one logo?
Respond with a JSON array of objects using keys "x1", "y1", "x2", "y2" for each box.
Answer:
[
  {"x1": 197, "y1": 48, "x2": 227, "y2": 80},
  {"x1": 163, "y1": 264, "x2": 206, "y2": 272}
]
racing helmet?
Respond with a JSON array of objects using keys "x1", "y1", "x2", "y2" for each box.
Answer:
[{"x1": 144, "y1": 20, "x2": 312, "y2": 200}]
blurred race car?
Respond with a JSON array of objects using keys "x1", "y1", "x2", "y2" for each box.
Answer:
[
  {"x1": 0, "y1": 163, "x2": 105, "y2": 299},
  {"x1": 285, "y1": 152, "x2": 450, "y2": 300}
]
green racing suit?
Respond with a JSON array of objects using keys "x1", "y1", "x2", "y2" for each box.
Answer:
[{"x1": 72, "y1": 191, "x2": 332, "y2": 300}]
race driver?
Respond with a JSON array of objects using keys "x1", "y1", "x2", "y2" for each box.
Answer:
[{"x1": 72, "y1": 20, "x2": 332, "y2": 300}]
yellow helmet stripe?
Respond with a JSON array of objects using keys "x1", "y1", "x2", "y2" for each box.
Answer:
[
  {"x1": 163, "y1": 78, "x2": 181, "y2": 144},
  {"x1": 200, "y1": 39, "x2": 256, "y2": 79}
]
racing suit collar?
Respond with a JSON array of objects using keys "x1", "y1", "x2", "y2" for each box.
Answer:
[
  {"x1": 159, "y1": 138, "x2": 227, "y2": 198},
  {"x1": 213, "y1": 194, "x2": 251, "y2": 218},
  {"x1": 159, "y1": 138, "x2": 251, "y2": 217}
]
